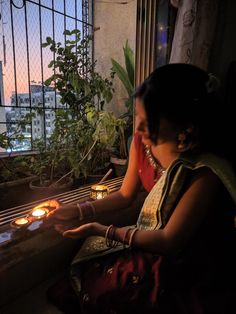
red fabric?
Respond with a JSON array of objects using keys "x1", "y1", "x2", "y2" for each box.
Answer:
[
  {"x1": 78, "y1": 249, "x2": 164, "y2": 314},
  {"x1": 134, "y1": 133, "x2": 156, "y2": 192}
]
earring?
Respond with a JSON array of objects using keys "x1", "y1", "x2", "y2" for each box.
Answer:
[
  {"x1": 177, "y1": 132, "x2": 187, "y2": 151},
  {"x1": 177, "y1": 128, "x2": 193, "y2": 151}
]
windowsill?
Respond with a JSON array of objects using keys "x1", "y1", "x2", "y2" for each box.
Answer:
[
  {"x1": 0, "y1": 150, "x2": 38, "y2": 159},
  {"x1": 0, "y1": 198, "x2": 88, "y2": 308},
  {"x1": 0, "y1": 177, "x2": 124, "y2": 307}
]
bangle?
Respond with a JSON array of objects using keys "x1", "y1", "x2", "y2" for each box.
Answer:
[
  {"x1": 77, "y1": 203, "x2": 83, "y2": 220},
  {"x1": 128, "y1": 228, "x2": 138, "y2": 247},
  {"x1": 105, "y1": 225, "x2": 113, "y2": 246},
  {"x1": 105, "y1": 225, "x2": 119, "y2": 248},
  {"x1": 122, "y1": 227, "x2": 133, "y2": 248},
  {"x1": 88, "y1": 201, "x2": 96, "y2": 218},
  {"x1": 76, "y1": 201, "x2": 96, "y2": 221}
]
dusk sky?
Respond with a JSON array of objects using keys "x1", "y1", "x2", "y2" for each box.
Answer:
[{"x1": 0, "y1": 0, "x2": 85, "y2": 106}]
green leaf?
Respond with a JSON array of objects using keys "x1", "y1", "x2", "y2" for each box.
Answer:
[
  {"x1": 124, "y1": 40, "x2": 134, "y2": 87},
  {"x1": 71, "y1": 29, "x2": 80, "y2": 35},
  {"x1": 48, "y1": 60, "x2": 55, "y2": 68},
  {"x1": 111, "y1": 59, "x2": 133, "y2": 96},
  {"x1": 63, "y1": 29, "x2": 71, "y2": 36},
  {"x1": 44, "y1": 78, "x2": 53, "y2": 86},
  {"x1": 46, "y1": 36, "x2": 53, "y2": 44},
  {"x1": 42, "y1": 42, "x2": 50, "y2": 48}
]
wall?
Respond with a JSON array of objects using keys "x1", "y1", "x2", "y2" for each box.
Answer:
[{"x1": 93, "y1": 0, "x2": 137, "y2": 116}]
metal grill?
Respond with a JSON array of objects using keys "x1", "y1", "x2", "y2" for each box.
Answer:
[
  {"x1": 0, "y1": 0, "x2": 92, "y2": 150},
  {"x1": 0, "y1": 176, "x2": 123, "y2": 227}
]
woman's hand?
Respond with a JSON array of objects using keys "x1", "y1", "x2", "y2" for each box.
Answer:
[
  {"x1": 47, "y1": 203, "x2": 79, "y2": 221},
  {"x1": 34, "y1": 199, "x2": 61, "y2": 211},
  {"x1": 57, "y1": 222, "x2": 105, "y2": 239}
]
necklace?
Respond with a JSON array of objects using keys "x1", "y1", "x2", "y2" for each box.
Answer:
[{"x1": 144, "y1": 145, "x2": 166, "y2": 177}]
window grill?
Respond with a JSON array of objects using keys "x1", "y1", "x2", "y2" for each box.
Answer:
[{"x1": 0, "y1": 0, "x2": 93, "y2": 152}]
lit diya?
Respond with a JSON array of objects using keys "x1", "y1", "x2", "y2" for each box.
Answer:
[
  {"x1": 11, "y1": 217, "x2": 31, "y2": 229},
  {"x1": 28, "y1": 207, "x2": 49, "y2": 220},
  {"x1": 90, "y1": 184, "x2": 109, "y2": 200}
]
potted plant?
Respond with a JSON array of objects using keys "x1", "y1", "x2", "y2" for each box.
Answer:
[
  {"x1": 110, "y1": 40, "x2": 135, "y2": 175},
  {"x1": 28, "y1": 29, "x2": 118, "y2": 191},
  {"x1": 0, "y1": 114, "x2": 37, "y2": 187},
  {"x1": 111, "y1": 40, "x2": 135, "y2": 122},
  {"x1": 0, "y1": 127, "x2": 38, "y2": 209}
]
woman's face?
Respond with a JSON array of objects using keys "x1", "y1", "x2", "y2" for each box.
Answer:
[
  {"x1": 135, "y1": 97, "x2": 179, "y2": 147},
  {"x1": 135, "y1": 98, "x2": 153, "y2": 146}
]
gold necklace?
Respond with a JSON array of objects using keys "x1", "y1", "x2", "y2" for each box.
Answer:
[{"x1": 144, "y1": 145, "x2": 166, "y2": 176}]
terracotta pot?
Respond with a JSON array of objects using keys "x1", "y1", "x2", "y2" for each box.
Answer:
[{"x1": 29, "y1": 177, "x2": 73, "y2": 198}]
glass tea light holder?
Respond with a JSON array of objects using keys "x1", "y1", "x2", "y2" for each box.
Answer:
[
  {"x1": 90, "y1": 184, "x2": 109, "y2": 200},
  {"x1": 10, "y1": 217, "x2": 31, "y2": 229}
]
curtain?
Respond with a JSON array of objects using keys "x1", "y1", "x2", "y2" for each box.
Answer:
[{"x1": 169, "y1": 0, "x2": 220, "y2": 70}]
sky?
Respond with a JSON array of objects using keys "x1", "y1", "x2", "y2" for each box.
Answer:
[{"x1": 0, "y1": 0, "x2": 87, "y2": 106}]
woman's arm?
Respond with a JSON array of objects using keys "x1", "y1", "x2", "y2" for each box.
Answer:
[
  {"x1": 130, "y1": 167, "x2": 222, "y2": 254},
  {"x1": 49, "y1": 138, "x2": 143, "y2": 222},
  {"x1": 62, "y1": 167, "x2": 222, "y2": 255}
]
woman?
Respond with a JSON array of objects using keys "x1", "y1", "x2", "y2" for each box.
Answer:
[{"x1": 49, "y1": 63, "x2": 236, "y2": 313}]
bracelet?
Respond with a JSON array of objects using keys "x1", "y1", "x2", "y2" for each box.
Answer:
[
  {"x1": 105, "y1": 225, "x2": 119, "y2": 248},
  {"x1": 105, "y1": 225, "x2": 113, "y2": 247},
  {"x1": 88, "y1": 201, "x2": 96, "y2": 218},
  {"x1": 128, "y1": 228, "x2": 138, "y2": 247},
  {"x1": 122, "y1": 227, "x2": 133, "y2": 248},
  {"x1": 76, "y1": 203, "x2": 84, "y2": 221},
  {"x1": 76, "y1": 201, "x2": 96, "y2": 221}
]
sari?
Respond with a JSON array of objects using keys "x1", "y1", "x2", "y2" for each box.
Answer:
[{"x1": 70, "y1": 153, "x2": 236, "y2": 313}]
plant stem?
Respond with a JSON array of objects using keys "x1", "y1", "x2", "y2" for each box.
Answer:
[
  {"x1": 52, "y1": 139, "x2": 97, "y2": 186},
  {"x1": 98, "y1": 168, "x2": 113, "y2": 184}
]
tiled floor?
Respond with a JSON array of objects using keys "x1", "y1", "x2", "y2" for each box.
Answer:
[{"x1": 1, "y1": 276, "x2": 64, "y2": 314}]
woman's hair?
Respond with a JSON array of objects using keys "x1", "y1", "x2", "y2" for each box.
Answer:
[{"x1": 134, "y1": 63, "x2": 235, "y2": 165}]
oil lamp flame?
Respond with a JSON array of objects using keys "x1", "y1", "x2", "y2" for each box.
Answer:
[
  {"x1": 11, "y1": 216, "x2": 31, "y2": 229},
  {"x1": 32, "y1": 209, "x2": 46, "y2": 217},
  {"x1": 31, "y1": 208, "x2": 48, "y2": 219},
  {"x1": 15, "y1": 217, "x2": 29, "y2": 225}
]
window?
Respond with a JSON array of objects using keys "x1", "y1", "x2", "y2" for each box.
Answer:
[
  {"x1": 0, "y1": 0, "x2": 93, "y2": 153},
  {"x1": 135, "y1": 0, "x2": 171, "y2": 85}
]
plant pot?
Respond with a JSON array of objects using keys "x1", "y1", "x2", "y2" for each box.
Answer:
[
  {"x1": 0, "y1": 175, "x2": 37, "y2": 211},
  {"x1": 85, "y1": 166, "x2": 114, "y2": 184},
  {"x1": 110, "y1": 156, "x2": 127, "y2": 177},
  {"x1": 71, "y1": 176, "x2": 86, "y2": 189},
  {"x1": 86, "y1": 174, "x2": 106, "y2": 184},
  {"x1": 29, "y1": 177, "x2": 73, "y2": 199}
]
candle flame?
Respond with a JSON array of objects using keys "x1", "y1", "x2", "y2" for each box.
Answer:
[
  {"x1": 32, "y1": 209, "x2": 46, "y2": 217},
  {"x1": 15, "y1": 218, "x2": 29, "y2": 225},
  {"x1": 93, "y1": 185, "x2": 107, "y2": 191}
]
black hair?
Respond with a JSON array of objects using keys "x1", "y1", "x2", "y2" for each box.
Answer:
[{"x1": 134, "y1": 63, "x2": 235, "y2": 167}]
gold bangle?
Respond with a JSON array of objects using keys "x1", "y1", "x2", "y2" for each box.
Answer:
[{"x1": 128, "y1": 228, "x2": 138, "y2": 247}]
